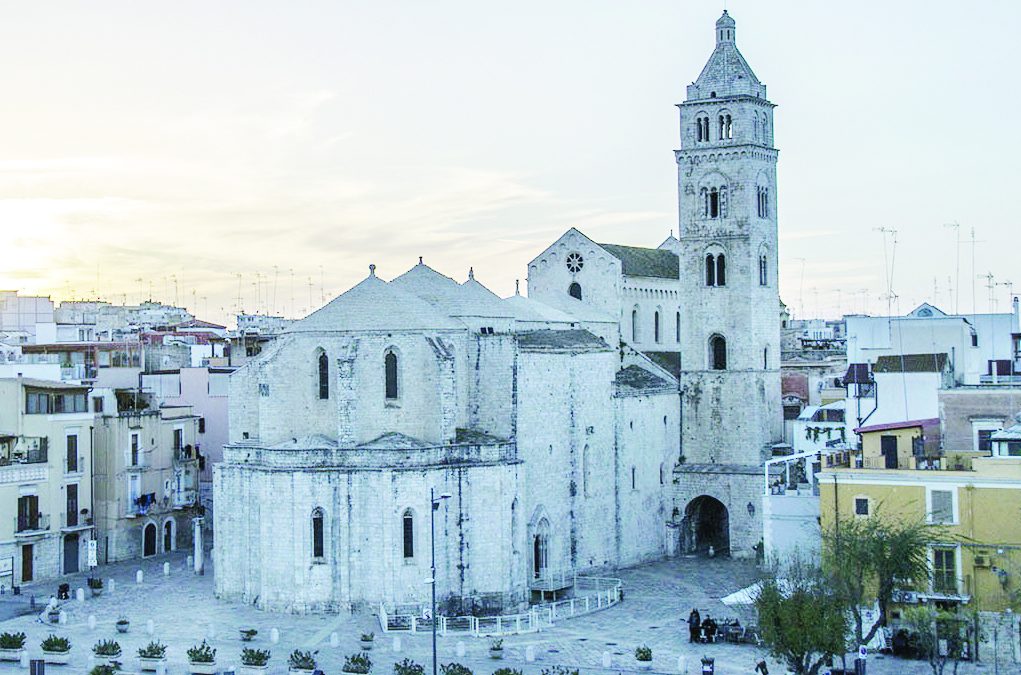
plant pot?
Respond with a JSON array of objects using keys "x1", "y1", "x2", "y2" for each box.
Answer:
[
  {"x1": 48, "y1": 612, "x2": 61, "y2": 624},
  {"x1": 0, "y1": 648, "x2": 25, "y2": 662},
  {"x1": 189, "y1": 661, "x2": 218, "y2": 675},
  {"x1": 116, "y1": 622, "x2": 130, "y2": 634},
  {"x1": 240, "y1": 630, "x2": 258, "y2": 642},
  {"x1": 636, "y1": 660, "x2": 652, "y2": 671},
  {"x1": 91, "y1": 588, "x2": 103, "y2": 597},
  {"x1": 93, "y1": 652, "x2": 123, "y2": 667},
  {"x1": 139, "y1": 655, "x2": 168, "y2": 672},
  {"x1": 359, "y1": 640, "x2": 374, "y2": 650},
  {"x1": 42, "y1": 649, "x2": 72, "y2": 665},
  {"x1": 290, "y1": 668, "x2": 315, "y2": 675},
  {"x1": 490, "y1": 648, "x2": 505, "y2": 660},
  {"x1": 241, "y1": 666, "x2": 269, "y2": 675}
]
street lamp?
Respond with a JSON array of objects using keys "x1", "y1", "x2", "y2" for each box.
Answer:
[{"x1": 430, "y1": 488, "x2": 452, "y2": 675}]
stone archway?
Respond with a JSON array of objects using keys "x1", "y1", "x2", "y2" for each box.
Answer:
[{"x1": 681, "y1": 495, "x2": 730, "y2": 557}]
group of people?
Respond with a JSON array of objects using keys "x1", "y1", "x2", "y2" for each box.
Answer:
[{"x1": 686, "y1": 608, "x2": 727, "y2": 643}]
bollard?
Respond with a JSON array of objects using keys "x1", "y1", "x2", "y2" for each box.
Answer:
[
  {"x1": 525, "y1": 645, "x2": 535, "y2": 662},
  {"x1": 392, "y1": 636, "x2": 402, "y2": 653},
  {"x1": 147, "y1": 619, "x2": 155, "y2": 635},
  {"x1": 330, "y1": 632, "x2": 339, "y2": 648},
  {"x1": 602, "y1": 651, "x2": 612, "y2": 668},
  {"x1": 108, "y1": 578, "x2": 115, "y2": 593},
  {"x1": 270, "y1": 628, "x2": 279, "y2": 644},
  {"x1": 136, "y1": 569, "x2": 144, "y2": 584},
  {"x1": 19, "y1": 652, "x2": 28, "y2": 668},
  {"x1": 76, "y1": 587, "x2": 85, "y2": 602},
  {"x1": 163, "y1": 562, "x2": 170, "y2": 577},
  {"x1": 88, "y1": 614, "x2": 96, "y2": 630},
  {"x1": 58, "y1": 610, "x2": 67, "y2": 625},
  {"x1": 187, "y1": 555, "x2": 194, "y2": 569},
  {"x1": 456, "y1": 641, "x2": 465, "y2": 658},
  {"x1": 677, "y1": 655, "x2": 687, "y2": 674}
]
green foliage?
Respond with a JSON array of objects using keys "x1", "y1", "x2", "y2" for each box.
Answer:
[
  {"x1": 394, "y1": 658, "x2": 424, "y2": 675},
  {"x1": 187, "y1": 640, "x2": 216, "y2": 663},
  {"x1": 440, "y1": 663, "x2": 473, "y2": 675},
  {"x1": 493, "y1": 669, "x2": 522, "y2": 675},
  {"x1": 489, "y1": 639, "x2": 503, "y2": 651},
  {"x1": 87, "y1": 577, "x2": 103, "y2": 589},
  {"x1": 240, "y1": 628, "x2": 258, "y2": 641},
  {"x1": 115, "y1": 616, "x2": 129, "y2": 625},
  {"x1": 137, "y1": 641, "x2": 167, "y2": 659},
  {"x1": 92, "y1": 639, "x2": 122, "y2": 656},
  {"x1": 360, "y1": 632, "x2": 375, "y2": 641},
  {"x1": 41, "y1": 634, "x2": 71, "y2": 652},
  {"x1": 634, "y1": 645, "x2": 652, "y2": 661},
  {"x1": 89, "y1": 667, "x2": 116, "y2": 675},
  {"x1": 241, "y1": 647, "x2": 272, "y2": 666},
  {"x1": 902, "y1": 606, "x2": 973, "y2": 675},
  {"x1": 755, "y1": 556, "x2": 849, "y2": 675},
  {"x1": 539, "y1": 667, "x2": 578, "y2": 675},
  {"x1": 341, "y1": 652, "x2": 370, "y2": 673},
  {"x1": 823, "y1": 512, "x2": 938, "y2": 647},
  {"x1": 290, "y1": 649, "x2": 318, "y2": 670},
  {"x1": 0, "y1": 632, "x2": 26, "y2": 649}
]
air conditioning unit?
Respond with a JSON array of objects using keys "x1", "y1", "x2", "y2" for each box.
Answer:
[{"x1": 974, "y1": 555, "x2": 991, "y2": 568}]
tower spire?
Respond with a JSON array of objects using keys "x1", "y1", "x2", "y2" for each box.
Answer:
[{"x1": 716, "y1": 10, "x2": 736, "y2": 45}]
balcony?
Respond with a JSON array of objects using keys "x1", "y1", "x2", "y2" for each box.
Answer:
[
  {"x1": 0, "y1": 440, "x2": 48, "y2": 466},
  {"x1": 174, "y1": 446, "x2": 198, "y2": 464},
  {"x1": 125, "y1": 454, "x2": 149, "y2": 471},
  {"x1": 978, "y1": 374, "x2": 1021, "y2": 386},
  {"x1": 60, "y1": 511, "x2": 94, "y2": 532},
  {"x1": 14, "y1": 513, "x2": 50, "y2": 536},
  {"x1": 172, "y1": 488, "x2": 198, "y2": 509}
]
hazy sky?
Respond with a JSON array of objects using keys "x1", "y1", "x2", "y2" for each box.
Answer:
[{"x1": 1, "y1": 1, "x2": 1018, "y2": 325}]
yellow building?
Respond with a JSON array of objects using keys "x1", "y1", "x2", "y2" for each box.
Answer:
[
  {"x1": 820, "y1": 415, "x2": 1021, "y2": 612},
  {"x1": 0, "y1": 377, "x2": 96, "y2": 584}
]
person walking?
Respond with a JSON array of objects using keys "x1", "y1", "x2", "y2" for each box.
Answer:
[{"x1": 687, "y1": 608, "x2": 701, "y2": 643}]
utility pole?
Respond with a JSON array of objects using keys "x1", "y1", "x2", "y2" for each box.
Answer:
[
  {"x1": 944, "y1": 222, "x2": 961, "y2": 314},
  {"x1": 875, "y1": 227, "x2": 899, "y2": 317}
]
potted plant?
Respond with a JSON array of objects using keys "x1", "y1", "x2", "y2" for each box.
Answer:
[
  {"x1": 90, "y1": 667, "x2": 117, "y2": 675},
  {"x1": 489, "y1": 639, "x2": 504, "y2": 660},
  {"x1": 41, "y1": 634, "x2": 72, "y2": 665},
  {"x1": 0, "y1": 632, "x2": 26, "y2": 661},
  {"x1": 394, "y1": 659, "x2": 424, "y2": 675},
  {"x1": 47, "y1": 605, "x2": 61, "y2": 623},
  {"x1": 240, "y1": 628, "x2": 259, "y2": 642},
  {"x1": 187, "y1": 640, "x2": 217, "y2": 675},
  {"x1": 290, "y1": 649, "x2": 319, "y2": 674},
  {"x1": 341, "y1": 652, "x2": 371, "y2": 674},
  {"x1": 115, "y1": 616, "x2": 130, "y2": 633},
  {"x1": 439, "y1": 664, "x2": 472, "y2": 675},
  {"x1": 241, "y1": 647, "x2": 272, "y2": 675},
  {"x1": 137, "y1": 641, "x2": 168, "y2": 671},
  {"x1": 634, "y1": 645, "x2": 653, "y2": 671},
  {"x1": 92, "y1": 639, "x2": 122, "y2": 667},
  {"x1": 360, "y1": 632, "x2": 375, "y2": 650},
  {"x1": 493, "y1": 670, "x2": 522, "y2": 675},
  {"x1": 88, "y1": 577, "x2": 104, "y2": 597}
]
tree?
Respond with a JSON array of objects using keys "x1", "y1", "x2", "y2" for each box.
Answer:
[
  {"x1": 901, "y1": 606, "x2": 972, "y2": 675},
  {"x1": 755, "y1": 555, "x2": 849, "y2": 675},
  {"x1": 823, "y1": 513, "x2": 937, "y2": 649}
]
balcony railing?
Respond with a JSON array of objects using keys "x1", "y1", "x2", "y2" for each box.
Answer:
[
  {"x1": 60, "y1": 512, "x2": 93, "y2": 529},
  {"x1": 979, "y1": 374, "x2": 1021, "y2": 386},
  {"x1": 0, "y1": 444, "x2": 48, "y2": 466},
  {"x1": 15, "y1": 513, "x2": 50, "y2": 533},
  {"x1": 172, "y1": 489, "x2": 198, "y2": 508}
]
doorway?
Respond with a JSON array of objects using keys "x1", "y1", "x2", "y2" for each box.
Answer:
[
  {"x1": 881, "y1": 435, "x2": 898, "y2": 469},
  {"x1": 163, "y1": 520, "x2": 173, "y2": 552},
  {"x1": 681, "y1": 495, "x2": 731, "y2": 556},
  {"x1": 143, "y1": 523, "x2": 157, "y2": 557},
  {"x1": 63, "y1": 534, "x2": 79, "y2": 574},
  {"x1": 21, "y1": 544, "x2": 33, "y2": 583}
]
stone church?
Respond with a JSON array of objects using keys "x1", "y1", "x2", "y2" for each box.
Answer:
[{"x1": 213, "y1": 10, "x2": 780, "y2": 614}]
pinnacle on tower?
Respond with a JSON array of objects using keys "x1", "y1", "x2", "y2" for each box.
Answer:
[{"x1": 716, "y1": 10, "x2": 736, "y2": 44}]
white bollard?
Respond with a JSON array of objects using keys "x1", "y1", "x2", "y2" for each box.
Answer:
[
  {"x1": 525, "y1": 645, "x2": 535, "y2": 662},
  {"x1": 677, "y1": 655, "x2": 687, "y2": 674},
  {"x1": 76, "y1": 587, "x2": 85, "y2": 602},
  {"x1": 108, "y1": 578, "x2": 115, "y2": 593},
  {"x1": 330, "y1": 632, "x2": 339, "y2": 648},
  {"x1": 456, "y1": 641, "x2": 465, "y2": 658},
  {"x1": 19, "y1": 652, "x2": 28, "y2": 667},
  {"x1": 187, "y1": 555, "x2": 194, "y2": 569},
  {"x1": 58, "y1": 610, "x2": 67, "y2": 625},
  {"x1": 392, "y1": 636, "x2": 402, "y2": 653},
  {"x1": 270, "y1": 627, "x2": 280, "y2": 644},
  {"x1": 602, "y1": 651, "x2": 612, "y2": 668},
  {"x1": 136, "y1": 569, "x2": 144, "y2": 584},
  {"x1": 147, "y1": 619, "x2": 155, "y2": 635},
  {"x1": 163, "y1": 562, "x2": 170, "y2": 576},
  {"x1": 88, "y1": 614, "x2": 96, "y2": 630}
]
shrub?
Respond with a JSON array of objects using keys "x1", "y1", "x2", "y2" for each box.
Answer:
[
  {"x1": 394, "y1": 658, "x2": 425, "y2": 675},
  {"x1": 187, "y1": 641, "x2": 216, "y2": 663},
  {"x1": 289, "y1": 649, "x2": 318, "y2": 670},
  {"x1": 635, "y1": 645, "x2": 652, "y2": 661},
  {"x1": 0, "y1": 632, "x2": 26, "y2": 649},
  {"x1": 490, "y1": 639, "x2": 504, "y2": 651},
  {"x1": 342, "y1": 652, "x2": 371, "y2": 673},
  {"x1": 242, "y1": 647, "x2": 271, "y2": 666},
  {"x1": 90, "y1": 667, "x2": 116, "y2": 675},
  {"x1": 115, "y1": 616, "x2": 129, "y2": 625},
  {"x1": 540, "y1": 668, "x2": 578, "y2": 675},
  {"x1": 493, "y1": 669, "x2": 522, "y2": 675},
  {"x1": 138, "y1": 641, "x2": 167, "y2": 659},
  {"x1": 41, "y1": 635, "x2": 71, "y2": 652},
  {"x1": 87, "y1": 577, "x2": 103, "y2": 589},
  {"x1": 440, "y1": 664, "x2": 473, "y2": 675},
  {"x1": 93, "y1": 640, "x2": 121, "y2": 656},
  {"x1": 360, "y1": 632, "x2": 375, "y2": 641},
  {"x1": 240, "y1": 628, "x2": 259, "y2": 641}
]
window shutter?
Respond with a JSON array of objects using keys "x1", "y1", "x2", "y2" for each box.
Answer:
[{"x1": 931, "y1": 490, "x2": 953, "y2": 523}]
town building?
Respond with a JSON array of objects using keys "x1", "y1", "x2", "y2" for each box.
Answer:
[{"x1": 0, "y1": 377, "x2": 95, "y2": 585}]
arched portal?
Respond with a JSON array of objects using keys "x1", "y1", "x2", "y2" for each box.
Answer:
[
  {"x1": 681, "y1": 496, "x2": 730, "y2": 557},
  {"x1": 143, "y1": 522, "x2": 157, "y2": 557},
  {"x1": 531, "y1": 518, "x2": 550, "y2": 579},
  {"x1": 163, "y1": 520, "x2": 174, "y2": 552}
]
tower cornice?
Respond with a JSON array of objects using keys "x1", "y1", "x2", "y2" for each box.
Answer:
[{"x1": 677, "y1": 96, "x2": 776, "y2": 108}]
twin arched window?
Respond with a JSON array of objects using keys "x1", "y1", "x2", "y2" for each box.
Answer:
[
  {"x1": 311, "y1": 507, "x2": 325, "y2": 559},
  {"x1": 317, "y1": 351, "x2": 329, "y2": 400},
  {"x1": 695, "y1": 115, "x2": 711, "y2": 142},
  {"x1": 568, "y1": 282, "x2": 582, "y2": 300},
  {"x1": 718, "y1": 114, "x2": 733, "y2": 140},
  {"x1": 759, "y1": 254, "x2": 768, "y2": 286},
  {"x1": 384, "y1": 349, "x2": 399, "y2": 400},
  {"x1": 700, "y1": 186, "x2": 727, "y2": 219},
  {"x1": 757, "y1": 186, "x2": 770, "y2": 218},
  {"x1": 402, "y1": 509, "x2": 415, "y2": 559},
  {"x1": 705, "y1": 253, "x2": 726, "y2": 287},
  {"x1": 709, "y1": 334, "x2": 727, "y2": 370}
]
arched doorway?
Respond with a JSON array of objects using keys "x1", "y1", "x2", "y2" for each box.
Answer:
[
  {"x1": 681, "y1": 496, "x2": 730, "y2": 556},
  {"x1": 163, "y1": 520, "x2": 174, "y2": 552},
  {"x1": 143, "y1": 523, "x2": 157, "y2": 557},
  {"x1": 531, "y1": 518, "x2": 550, "y2": 579}
]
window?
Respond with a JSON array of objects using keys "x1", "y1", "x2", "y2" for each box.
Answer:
[
  {"x1": 763, "y1": 346, "x2": 769, "y2": 370},
  {"x1": 130, "y1": 433, "x2": 139, "y2": 467},
  {"x1": 932, "y1": 547, "x2": 957, "y2": 593},
  {"x1": 402, "y1": 510, "x2": 414, "y2": 559},
  {"x1": 654, "y1": 311, "x2": 661, "y2": 343},
  {"x1": 311, "y1": 508, "x2": 325, "y2": 559},
  {"x1": 854, "y1": 497, "x2": 869, "y2": 516},
  {"x1": 66, "y1": 484, "x2": 78, "y2": 527},
  {"x1": 66, "y1": 435, "x2": 78, "y2": 473},
  {"x1": 675, "y1": 312, "x2": 681, "y2": 342},
  {"x1": 385, "y1": 349, "x2": 399, "y2": 400},
  {"x1": 631, "y1": 307, "x2": 640, "y2": 342},
  {"x1": 977, "y1": 429, "x2": 995, "y2": 454},
  {"x1": 1004, "y1": 441, "x2": 1021, "y2": 456},
  {"x1": 709, "y1": 188, "x2": 720, "y2": 218},
  {"x1": 318, "y1": 351, "x2": 329, "y2": 400},
  {"x1": 565, "y1": 252, "x2": 584, "y2": 273},
  {"x1": 696, "y1": 116, "x2": 710, "y2": 142},
  {"x1": 568, "y1": 282, "x2": 582, "y2": 300},
  {"x1": 631, "y1": 466, "x2": 636, "y2": 490},
  {"x1": 172, "y1": 429, "x2": 183, "y2": 452},
  {"x1": 759, "y1": 255, "x2": 768, "y2": 286},
  {"x1": 971, "y1": 331, "x2": 978, "y2": 347},
  {"x1": 709, "y1": 335, "x2": 727, "y2": 370},
  {"x1": 715, "y1": 254, "x2": 726, "y2": 286},
  {"x1": 928, "y1": 488, "x2": 955, "y2": 524},
  {"x1": 198, "y1": 417, "x2": 205, "y2": 434},
  {"x1": 757, "y1": 187, "x2": 770, "y2": 218},
  {"x1": 92, "y1": 396, "x2": 104, "y2": 413},
  {"x1": 659, "y1": 463, "x2": 665, "y2": 485},
  {"x1": 705, "y1": 254, "x2": 716, "y2": 286}
]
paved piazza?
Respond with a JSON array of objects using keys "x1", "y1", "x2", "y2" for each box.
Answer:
[{"x1": 0, "y1": 552, "x2": 990, "y2": 674}]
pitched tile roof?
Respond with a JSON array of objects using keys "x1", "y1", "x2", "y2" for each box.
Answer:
[
  {"x1": 614, "y1": 365, "x2": 675, "y2": 395},
  {"x1": 597, "y1": 244, "x2": 679, "y2": 279}
]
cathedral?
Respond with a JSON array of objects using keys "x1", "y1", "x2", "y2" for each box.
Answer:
[{"x1": 213, "y1": 10, "x2": 781, "y2": 614}]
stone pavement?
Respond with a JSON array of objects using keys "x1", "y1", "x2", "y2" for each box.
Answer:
[{"x1": 0, "y1": 552, "x2": 1010, "y2": 674}]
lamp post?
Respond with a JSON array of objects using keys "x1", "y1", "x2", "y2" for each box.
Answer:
[{"x1": 430, "y1": 488, "x2": 451, "y2": 675}]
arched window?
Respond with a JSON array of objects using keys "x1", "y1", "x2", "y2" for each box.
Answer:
[
  {"x1": 753, "y1": 115, "x2": 758, "y2": 140},
  {"x1": 716, "y1": 254, "x2": 726, "y2": 286},
  {"x1": 631, "y1": 307, "x2": 640, "y2": 342},
  {"x1": 675, "y1": 311, "x2": 681, "y2": 342},
  {"x1": 384, "y1": 349, "x2": 399, "y2": 400},
  {"x1": 696, "y1": 118, "x2": 703, "y2": 142},
  {"x1": 317, "y1": 351, "x2": 329, "y2": 400},
  {"x1": 654, "y1": 311, "x2": 661, "y2": 343},
  {"x1": 763, "y1": 346, "x2": 769, "y2": 370},
  {"x1": 402, "y1": 509, "x2": 414, "y2": 559},
  {"x1": 759, "y1": 255, "x2": 768, "y2": 286},
  {"x1": 719, "y1": 185, "x2": 728, "y2": 218},
  {"x1": 724, "y1": 114, "x2": 733, "y2": 139},
  {"x1": 709, "y1": 187, "x2": 720, "y2": 218},
  {"x1": 311, "y1": 508, "x2": 325, "y2": 559},
  {"x1": 705, "y1": 254, "x2": 716, "y2": 286},
  {"x1": 700, "y1": 187, "x2": 708, "y2": 217},
  {"x1": 757, "y1": 186, "x2": 769, "y2": 218},
  {"x1": 718, "y1": 115, "x2": 725, "y2": 140},
  {"x1": 568, "y1": 282, "x2": 582, "y2": 300},
  {"x1": 709, "y1": 334, "x2": 727, "y2": 370}
]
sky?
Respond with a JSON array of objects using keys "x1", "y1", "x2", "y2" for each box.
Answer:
[{"x1": 1, "y1": 1, "x2": 1019, "y2": 325}]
